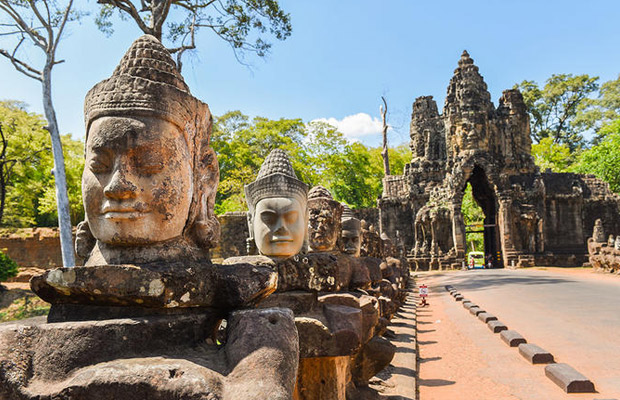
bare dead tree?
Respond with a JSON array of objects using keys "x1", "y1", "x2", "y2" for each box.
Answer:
[
  {"x1": 0, "y1": 0, "x2": 79, "y2": 267},
  {"x1": 380, "y1": 96, "x2": 390, "y2": 176},
  {"x1": 95, "y1": 0, "x2": 292, "y2": 72}
]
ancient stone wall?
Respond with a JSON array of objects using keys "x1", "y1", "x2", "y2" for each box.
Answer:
[
  {"x1": 0, "y1": 228, "x2": 81, "y2": 268},
  {"x1": 2, "y1": 213, "x2": 249, "y2": 267}
]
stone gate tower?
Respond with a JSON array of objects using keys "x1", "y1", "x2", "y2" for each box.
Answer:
[{"x1": 380, "y1": 51, "x2": 620, "y2": 269}]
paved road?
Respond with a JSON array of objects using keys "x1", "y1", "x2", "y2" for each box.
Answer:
[{"x1": 416, "y1": 268, "x2": 620, "y2": 399}]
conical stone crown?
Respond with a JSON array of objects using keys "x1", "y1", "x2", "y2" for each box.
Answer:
[
  {"x1": 84, "y1": 35, "x2": 208, "y2": 140},
  {"x1": 245, "y1": 149, "x2": 309, "y2": 213},
  {"x1": 342, "y1": 204, "x2": 355, "y2": 219},
  {"x1": 256, "y1": 148, "x2": 298, "y2": 180},
  {"x1": 308, "y1": 185, "x2": 333, "y2": 200}
]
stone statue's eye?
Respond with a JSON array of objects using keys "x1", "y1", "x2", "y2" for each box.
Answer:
[
  {"x1": 136, "y1": 161, "x2": 164, "y2": 175},
  {"x1": 284, "y1": 210, "x2": 299, "y2": 224},
  {"x1": 89, "y1": 154, "x2": 112, "y2": 173},
  {"x1": 134, "y1": 154, "x2": 164, "y2": 175},
  {"x1": 260, "y1": 211, "x2": 277, "y2": 226}
]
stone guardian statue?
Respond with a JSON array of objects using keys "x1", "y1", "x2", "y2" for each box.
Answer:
[
  {"x1": 307, "y1": 185, "x2": 343, "y2": 252},
  {"x1": 245, "y1": 149, "x2": 309, "y2": 258},
  {"x1": 79, "y1": 35, "x2": 220, "y2": 265}
]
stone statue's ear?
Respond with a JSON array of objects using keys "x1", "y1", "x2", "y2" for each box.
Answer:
[
  {"x1": 75, "y1": 220, "x2": 96, "y2": 261},
  {"x1": 188, "y1": 145, "x2": 221, "y2": 249},
  {"x1": 245, "y1": 212, "x2": 258, "y2": 255}
]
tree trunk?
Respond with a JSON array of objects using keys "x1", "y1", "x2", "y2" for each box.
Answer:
[
  {"x1": 0, "y1": 171, "x2": 5, "y2": 225},
  {"x1": 380, "y1": 96, "x2": 390, "y2": 176},
  {"x1": 0, "y1": 125, "x2": 7, "y2": 225},
  {"x1": 42, "y1": 62, "x2": 75, "y2": 267}
]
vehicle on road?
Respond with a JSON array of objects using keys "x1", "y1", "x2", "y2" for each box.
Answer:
[{"x1": 467, "y1": 251, "x2": 485, "y2": 269}]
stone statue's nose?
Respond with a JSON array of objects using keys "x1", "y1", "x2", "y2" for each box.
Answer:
[
  {"x1": 272, "y1": 217, "x2": 289, "y2": 236},
  {"x1": 104, "y1": 168, "x2": 137, "y2": 200}
]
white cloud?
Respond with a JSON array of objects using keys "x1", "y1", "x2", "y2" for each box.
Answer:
[{"x1": 312, "y1": 113, "x2": 386, "y2": 140}]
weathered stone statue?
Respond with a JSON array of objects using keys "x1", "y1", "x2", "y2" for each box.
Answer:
[
  {"x1": 1, "y1": 35, "x2": 298, "y2": 400},
  {"x1": 341, "y1": 204, "x2": 361, "y2": 257},
  {"x1": 245, "y1": 149, "x2": 309, "y2": 258},
  {"x1": 78, "y1": 34, "x2": 219, "y2": 266},
  {"x1": 593, "y1": 219, "x2": 606, "y2": 243},
  {"x1": 608, "y1": 235, "x2": 616, "y2": 247},
  {"x1": 307, "y1": 185, "x2": 343, "y2": 252},
  {"x1": 616, "y1": 235, "x2": 620, "y2": 251}
]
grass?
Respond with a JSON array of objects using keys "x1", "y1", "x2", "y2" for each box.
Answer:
[{"x1": 0, "y1": 295, "x2": 50, "y2": 322}]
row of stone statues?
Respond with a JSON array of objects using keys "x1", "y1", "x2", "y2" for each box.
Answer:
[
  {"x1": 0, "y1": 35, "x2": 410, "y2": 400},
  {"x1": 228, "y1": 148, "x2": 410, "y2": 399},
  {"x1": 588, "y1": 219, "x2": 620, "y2": 273}
]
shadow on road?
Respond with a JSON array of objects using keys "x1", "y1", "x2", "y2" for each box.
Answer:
[
  {"x1": 418, "y1": 378, "x2": 456, "y2": 387},
  {"x1": 419, "y1": 356, "x2": 441, "y2": 364},
  {"x1": 420, "y1": 270, "x2": 577, "y2": 293}
]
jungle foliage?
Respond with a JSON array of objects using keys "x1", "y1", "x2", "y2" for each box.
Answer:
[
  {"x1": 518, "y1": 74, "x2": 620, "y2": 193},
  {"x1": 211, "y1": 111, "x2": 410, "y2": 213},
  {"x1": 0, "y1": 101, "x2": 84, "y2": 227}
]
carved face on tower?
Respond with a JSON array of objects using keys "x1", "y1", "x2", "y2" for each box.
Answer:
[
  {"x1": 80, "y1": 35, "x2": 219, "y2": 264},
  {"x1": 307, "y1": 186, "x2": 343, "y2": 252},
  {"x1": 245, "y1": 149, "x2": 309, "y2": 258},
  {"x1": 341, "y1": 204, "x2": 361, "y2": 257}
]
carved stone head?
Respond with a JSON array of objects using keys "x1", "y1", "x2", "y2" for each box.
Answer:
[
  {"x1": 593, "y1": 219, "x2": 606, "y2": 243},
  {"x1": 608, "y1": 235, "x2": 615, "y2": 247},
  {"x1": 79, "y1": 35, "x2": 219, "y2": 265},
  {"x1": 341, "y1": 204, "x2": 361, "y2": 257},
  {"x1": 245, "y1": 149, "x2": 308, "y2": 258},
  {"x1": 381, "y1": 233, "x2": 395, "y2": 258},
  {"x1": 307, "y1": 186, "x2": 343, "y2": 253},
  {"x1": 616, "y1": 235, "x2": 620, "y2": 251}
]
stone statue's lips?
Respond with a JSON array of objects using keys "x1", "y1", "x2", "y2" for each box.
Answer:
[
  {"x1": 271, "y1": 238, "x2": 293, "y2": 243},
  {"x1": 102, "y1": 205, "x2": 149, "y2": 220},
  {"x1": 104, "y1": 211, "x2": 147, "y2": 220}
]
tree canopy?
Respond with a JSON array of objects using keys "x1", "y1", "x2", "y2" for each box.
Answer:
[
  {"x1": 95, "y1": 0, "x2": 292, "y2": 69},
  {"x1": 515, "y1": 74, "x2": 599, "y2": 151},
  {"x1": 572, "y1": 119, "x2": 620, "y2": 194},
  {"x1": 0, "y1": 101, "x2": 83, "y2": 227},
  {"x1": 211, "y1": 111, "x2": 410, "y2": 214}
]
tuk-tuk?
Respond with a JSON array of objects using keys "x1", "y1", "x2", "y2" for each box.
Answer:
[{"x1": 467, "y1": 251, "x2": 485, "y2": 269}]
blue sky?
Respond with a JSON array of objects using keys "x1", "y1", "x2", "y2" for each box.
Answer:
[{"x1": 1, "y1": 0, "x2": 619, "y2": 147}]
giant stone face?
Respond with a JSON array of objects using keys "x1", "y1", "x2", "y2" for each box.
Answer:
[
  {"x1": 83, "y1": 115, "x2": 193, "y2": 245},
  {"x1": 245, "y1": 149, "x2": 309, "y2": 259},
  {"x1": 253, "y1": 197, "x2": 306, "y2": 257}
]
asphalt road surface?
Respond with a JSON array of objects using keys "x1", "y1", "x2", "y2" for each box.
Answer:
[{"x1": 416, "y1": 268, "x2": 620, "y2": 399}]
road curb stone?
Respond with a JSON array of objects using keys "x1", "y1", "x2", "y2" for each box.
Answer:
[
  {"x1": 518, "y1": 343, "x2": 554, "y2": 364},
  {"x1": 545, "y1": 363, "x2": 595, "y2": 393}
]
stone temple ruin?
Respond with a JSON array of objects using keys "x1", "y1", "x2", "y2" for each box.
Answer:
[
  {"x1": 380, "y1": 51, "x2": 620, "y2": 270},
  {"x1": 0, "y1": 35, "x2": 409, "y2": 400}
]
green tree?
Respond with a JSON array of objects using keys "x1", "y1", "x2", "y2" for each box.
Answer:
[
  {"x1": 515, "y1": 74, "x2": 599, "y2": 151},
  {"x1": 0, "y1": 250, "x2": 18, "y2": 282},
  {"x1": 0, "y1": 101, "x2": 84, "y2": 227},
  {"x1": 211, "y1": 111, "x2": 307, "y2": 213},
  {"x1": 572, "y1": 120, "x2": 620, "y2": 194},
  {"x1": 575, "y1": 75, "x2": 620, "y2": 141},
  {"x1": 324, "y1": 142, "x2": 378, "y2": 209},
  {"x1": 531, "y1": 137, "x2": 573, "y2": 172},
  {"x1": 95, "y1": 0, "x2": 292, "y2": 70},
  {"x1": 211, "y1": 111, "x2": 414, "y2": 212},
  {"x1": 461, "y1": 183, "x2": 484, "y2": 253}
]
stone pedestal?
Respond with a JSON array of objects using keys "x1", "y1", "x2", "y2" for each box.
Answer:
[{"x1": 294, "y1": 356, "x2": 350, "y2": 400}]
